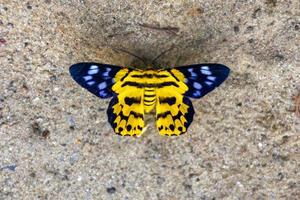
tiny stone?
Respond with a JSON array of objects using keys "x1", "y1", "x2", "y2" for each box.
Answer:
[
  {"x1": 106, "y1": 186, "x2": 116, "y2": 194},
  {"x1": 236, "y1": 181, "x2": 244, "y2": 188},
  {"x1": 26, "y1": 3, "x2": 32, "y2": 9},
  {"x1": 234, "y1": 26, "x2": 240, "y2": 33},
  {"x1": 70, "y1": 152, "x2": 80, "y2": 165}
]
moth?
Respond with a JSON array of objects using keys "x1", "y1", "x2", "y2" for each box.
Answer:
[{"x1": 70, "y1": 63, "x2": 230, "y2": 136}]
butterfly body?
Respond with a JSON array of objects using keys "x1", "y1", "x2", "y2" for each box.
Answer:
[{"x1": 70, "y1": 63, "x2": 230, "y2": 137}]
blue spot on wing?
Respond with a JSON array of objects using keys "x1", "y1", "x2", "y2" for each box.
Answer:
[
  {"x1": 69, "y1": 62, "x2": 122, "y2": 99},
  {"x1": 175, "y1": 64, "x2": 230, "y2": 99}
]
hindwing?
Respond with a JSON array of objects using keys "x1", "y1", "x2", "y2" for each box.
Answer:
[
  {"x1": 108, "y1": 68, "x2": 146, "y2": 136},
  {"x1": 156, "y1": 87, "x2": 194, "y2": 136},
  {"x1": 107, "y1": 91, "x2": 145, "y2": 136}
]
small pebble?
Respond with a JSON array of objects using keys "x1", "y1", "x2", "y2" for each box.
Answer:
[{"x1": 106, "y1": 186, "x2": 116, "y2": 194}]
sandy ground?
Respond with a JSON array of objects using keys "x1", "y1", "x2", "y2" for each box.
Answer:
[{"x1": 0, "y1": 0, "x2": 299, "y2": 199}]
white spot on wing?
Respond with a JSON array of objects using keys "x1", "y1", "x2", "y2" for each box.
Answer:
[
  {"x1": 205, "y1": 81, "x2": 213, "y2": 86},
  {"x1": 193, "y1": 82, "x2": 202, "y2": 89},
  {"x1": 191, "y1": 72, "x2": 197, "y2": 77},
  {"x1": 99, "y1": 90, "x2": 107, "y2": 97},
  {"x1": 88, "y1": 69, "x2": 99, "y2": 75},
  {"x1": 184, "y1": 78, "x2": 188, "y2": 83},
  {"x1": 201, "y1": 66, "x2": 209, "y2": 70},
  {"x1": 102, "y1": 71, "x2": 109, "y2": 77},
  {"x1": 106, "y1": 68, "x2": 111, "y2": 71},
  {"x1": 201, "y1": 69, "x2": 212, "y2": 75},
  {"x1": 187, "y1": 68, "x2": 197, "y2": 77},
  {"x1": 193, "y1": 91, "x2": 201, "y2": 97},
  {"x1": 90, "y1": 65, "x2": 98, "y2": 70},
  {"x1": 207, "y1": 76, "x2": 216, "y2": 81},
  {"x1": 98, "y1": 82, "x2": 107, "y2": 90},
  {"x1": 87, "y1": 81, "x2": 95, "y2": 85},
  {"x1": 83, "y1": 75, "x2": 92, "y2": 81}
]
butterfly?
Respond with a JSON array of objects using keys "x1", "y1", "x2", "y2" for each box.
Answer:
[{"x1": 69, "y1": 63, "x2": 230, "y2": 137}]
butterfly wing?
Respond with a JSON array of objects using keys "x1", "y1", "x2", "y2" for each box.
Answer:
[
  {"x1": 156, "y1": 86, "x2": 194, "y2": 136},
  {"x1": 107, "y1": 91, "x2": 145, "y2": 137},
  {"x1": 69, "y1": 62, "x2": 123, "y2": 98},
  {"x1": 155, "y1": 64, "x2": 230, "y2": 136},
  {"x1": 172, "y1": 64, "x2": 230, "y2": 99},
  {"x1": 70, "y1": 63, "x2": 146, "y2": 136},
  {"x1": 108, "y1": 69, "x2": 145, "y2": 136}
]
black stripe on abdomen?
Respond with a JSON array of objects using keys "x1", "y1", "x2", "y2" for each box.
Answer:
[
  {"x1": 144, "y1": 94, "x2": 155, "y2": 97},
  {"x1": 144, "y1": 87, "x2": 156, "y2": 107},
  {"x1": 144, "y1": 99, "x2": 155, "y2": 103}
]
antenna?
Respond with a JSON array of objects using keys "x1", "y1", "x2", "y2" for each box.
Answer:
[
  {"x1": 151, "y1": 45, "x2": 175, "y2": 67},
  {"x1": 112, "y1": 47, "x2": 148, "y2": 66},
  {"x1": 112, "y1": 45, "x2": 175, "y2": 68}
]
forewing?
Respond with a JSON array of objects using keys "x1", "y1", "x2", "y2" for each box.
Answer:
[
  {"x1": 172, "y1": 64, "x2": 230, "y2": 98},
  {"x1": 69, "y1": 62, "x2": 123, "y2": 98}
]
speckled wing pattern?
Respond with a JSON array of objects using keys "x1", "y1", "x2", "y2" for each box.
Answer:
[
  {"x1": 110, "y1": 68, "x2": 190, "y2": 136},
  {"x1": 69, "y1": 63, "x2": 122, "y2": 98},
  {"x1": 70, "y1": 63, "x2": 230, "y2": 137},
  {"x1": 107, "y1": 68, "x2": 146, "y2": 136},
  {"x1": 173, "y1": 64, "x2": 230, "y2": 99}
]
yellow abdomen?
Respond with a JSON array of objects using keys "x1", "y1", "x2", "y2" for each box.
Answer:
[{"x1": 144, "y1": 87, "x2": 156, "y2": 113}]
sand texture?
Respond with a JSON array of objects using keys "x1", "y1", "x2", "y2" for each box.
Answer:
[{"x1": 0, "y1": 0, "x2": 299, "y2": 199}]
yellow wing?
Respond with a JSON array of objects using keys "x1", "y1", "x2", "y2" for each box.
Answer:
[
  {"x1": 107, "y1": 68, "x2": 145, "y2": 136},
  {"x1": 155, "y1": 69, "x2": 194, "y2": 136},
  {"x1": 156, "y1": 88, "x2": 194, "y2": 136}
]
